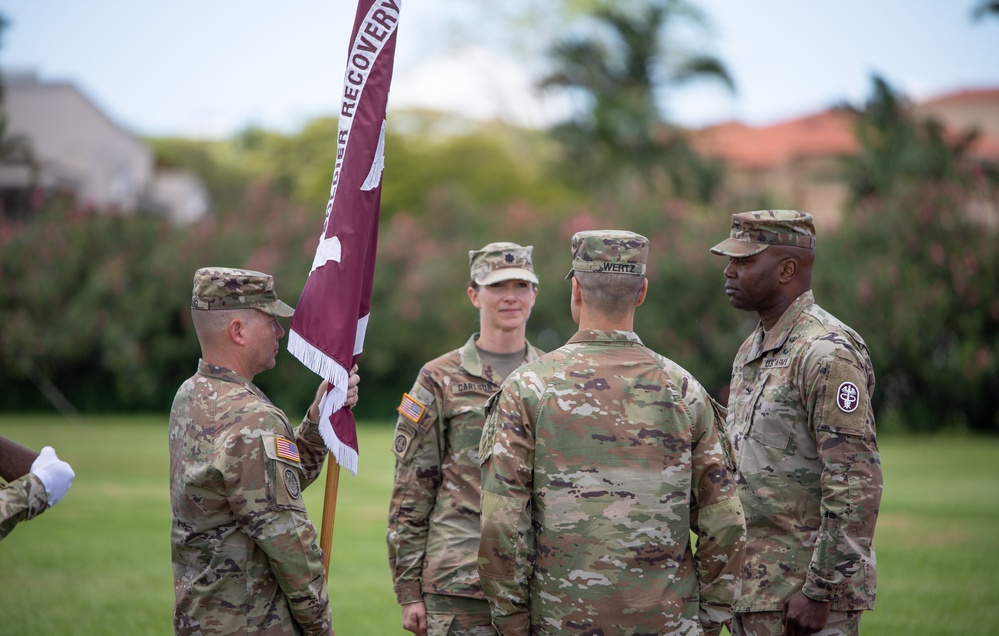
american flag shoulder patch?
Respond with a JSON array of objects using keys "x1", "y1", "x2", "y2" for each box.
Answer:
[
  {"x1": 275, "y1": 437, "x2": 301, "y2": 462},
  {"x1": 398, "y1": 393, "x2": 426, "y2": 424}
]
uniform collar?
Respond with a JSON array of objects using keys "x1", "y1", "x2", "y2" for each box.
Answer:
[
  {"x1": 749, "y1": 290, "x2": 815, "y2": 359},
  {"x1": 567, "y1": 329, "x2": 643, "y2": 346},
  {"x1": 196, "y1": 358, "x2": 269, "y2": 402},
  {"x1": 458, "y1": 332, "x2": 542, "y2": 379}
]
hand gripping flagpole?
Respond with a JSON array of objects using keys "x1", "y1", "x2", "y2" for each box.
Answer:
[{"x1": 288, "y1": 0, "x2": 400, "y2": 578}]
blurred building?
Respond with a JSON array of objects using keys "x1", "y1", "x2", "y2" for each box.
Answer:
[
  {"x1": 914, "y1": 88, "x2": 999, "y2": 138},
  {"x1": 0, "y1": 71, "x2": 208, "y2": 223},
  {"x1": 691, "y1": 87, "x2": 999, "y2": 229}
]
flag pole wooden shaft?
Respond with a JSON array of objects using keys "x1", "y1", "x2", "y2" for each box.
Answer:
[{"x1": 320, "y1": 455, "x2": 341, "y2": 579}]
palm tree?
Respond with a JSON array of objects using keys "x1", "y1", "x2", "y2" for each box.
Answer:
[
  {"x1": 842, "y1": 75, "x2": 980, "y2": 204},
  {"x1": 972, "y1": 0, "x2": 999, "y2": 20},
  {"x1": 540, "y1": 0, "x2": 733, "y2": 197}
]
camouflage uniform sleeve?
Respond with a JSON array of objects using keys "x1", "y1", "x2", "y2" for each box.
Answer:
[
  {"x1": 293, "y1": 413, "x2": 330, "y2": 489},
  {"x1": 478, "y1": 377, "x2": 534, "y2": 636},
  {"x1": 801, "y1": 348, "x2": 882, "y2": 603},
  {"x1": 386, "y1": 374, "x2": 443, "y2": 605},
  {"x1": 0, "y1": 475, "x2": 49, "y2": 541},
  {"x1": 688, "y1": 385, "x2": 747, "y2": 634},
  {"x1": 223, "y1": 407, "x2": 331, "y2": 635}
]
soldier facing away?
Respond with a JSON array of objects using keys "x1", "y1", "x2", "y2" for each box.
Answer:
[
  {"x1": 710, "y1": 210, "x2": 882, "y2": 636},
  {"x1": 169, "y1": 267, "x2": 359, "y2": 636},
  {"x1": 478, "y1": 230, "x2": 747, "y2": 636},
  {"x1": 387, "y1": 242, "x2": 545, "y2": 636}
]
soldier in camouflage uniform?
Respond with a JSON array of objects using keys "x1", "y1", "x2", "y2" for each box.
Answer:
[
  {"x1": 169, "y1": 267, "x2": 359, "y2": 636},
  {"x1": 710, "y1": 211, "x2": 883, "y2": 636},
  {"x1": 478, "y1": 230, "x2": 747, "y2": 636},
  {"x1": 0, "y1": 437, "x2": 75, "y2": 541},
  {"x1": 387, "y1": 243, "x2": 545, "y2": 636}
]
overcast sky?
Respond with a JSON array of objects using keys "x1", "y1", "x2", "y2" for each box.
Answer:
[{"x1": 2, "y1": 0, "x2": 997, "y2": 138}]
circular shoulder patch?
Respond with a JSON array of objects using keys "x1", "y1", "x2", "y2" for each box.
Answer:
[
  {"x1": 836, "y1": 381, "x2": 861, "y2": 413},
  {"x1": 394, "y1": 433, "x2": 408, "y2": 453},
  {"x1": 284, "y1": 467, "x2": 301, "y2": 499}
]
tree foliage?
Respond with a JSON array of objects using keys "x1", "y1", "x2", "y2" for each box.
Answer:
[
  {"x1": 1, "y1": 68, "x2": 996, "y2": 434},
  {"x1": 824, "y1": 75, "x2": 999, "y2": 432},
  {"x1": 972, "y1": 0, "x2": 999, "y2": 20},
  {"x1": 841, "y1": 75, "x2": 983, "y2": 204},
  {"x1": 540, "y1": 0, "x2": 731, "y2": 198},
  {"x1": 0, "y1": 196, "x2": 196, "y2": 411},
  {"x1": 818, "y1": 183, "x2": 999, "y2": 432}
]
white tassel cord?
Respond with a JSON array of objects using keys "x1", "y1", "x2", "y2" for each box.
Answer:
[
  {"x1": 288, "y1": 330, "x2": 350, "y2": 394},
  {"x1": 288, "y1": 329, "x2": 358, "y2": 475},
  {"x1": 318, "y1": 394, "x2": 359, "y2": 476}
]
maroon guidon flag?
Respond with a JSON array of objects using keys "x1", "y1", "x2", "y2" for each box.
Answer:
[{"x1": 288, "y1": 0, "x2": 400, "y2": 476}]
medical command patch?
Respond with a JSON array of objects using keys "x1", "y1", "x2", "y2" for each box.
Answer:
[
  {"x1": 398, "y1": 393, "x2": 426, "y2": 424},
  {"x1": 837, "y1": 381, "x2": 860, "y2": 413},
  {"x1": 276, "y1": 437, "x2": 301, "y2": 462},
  {"x1": 821, "y1": 359, "x2": 867, "y2": 434}
]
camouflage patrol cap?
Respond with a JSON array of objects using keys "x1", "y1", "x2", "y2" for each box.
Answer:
[
  {"x1": 469, "y1": 242, "x2": 539, "y2": 286},
  {"x1": 710, "y1": 209, "x2": 816, "y2": 257},
  {"x1": 565, "y1": 230, "x2": 649, "y2": 280},
  {"x1": 191, "y1": 267, "x2": 295, "y2": 317}
]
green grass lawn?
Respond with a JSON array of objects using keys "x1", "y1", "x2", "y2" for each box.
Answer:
[{"x1": 1, "y1": 415, "x2": 997, "y2": 635}]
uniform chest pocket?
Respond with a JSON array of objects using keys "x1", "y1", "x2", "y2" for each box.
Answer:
[
  {"x1": 747, "y1": 374, "x2": 801, "y2": 451},
  {"x1": 446, "y1": 404, "x2": 488, "y2": 457},
  {"x1": 450, "y1": 403, "x2": 484, "y2": 415}
]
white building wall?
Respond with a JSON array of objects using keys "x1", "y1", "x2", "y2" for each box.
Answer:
[{"x1": 4, "y1": 76, "x2": 153, "y2": 214}]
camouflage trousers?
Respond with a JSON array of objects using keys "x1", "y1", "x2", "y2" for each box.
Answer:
[
  {"x1": 731, "y1": 610, "x2": 862, "y2": 636},
  {"x1": 424, "y1": 593, "x2": 497, "y2": 636}
]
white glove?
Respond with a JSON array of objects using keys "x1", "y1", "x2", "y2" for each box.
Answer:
[{"x1": 30, "y1": 446, "x2": 75, "y2": 507}]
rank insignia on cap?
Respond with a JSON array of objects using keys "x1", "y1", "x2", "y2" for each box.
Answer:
[
  {"x1": 276, "y1": 437, "x2": 301, "y2": 462},
  {"x1": 398, "y1": 393, "x2": 426, "y2": 424},
  {"x1": 837, "y1": 381, "x2": 860, "y2": 413}
]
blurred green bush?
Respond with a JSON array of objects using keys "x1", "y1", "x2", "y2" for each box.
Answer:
[{"x1": 1, "y1": 110, "x2": 996, "y2": 432}]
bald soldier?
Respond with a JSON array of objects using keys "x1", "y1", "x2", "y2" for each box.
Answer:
[
  {"x1": 478, "y1": 230, "x2": 746, "y2": 636},
  {"x1": 387, "y1": 242, "x2": 545, "y2": 636},
  {"x1": 169, "y1": 267, "x2": 359, "y2": 636},
  {"x1": 710, "y1": 211, "x2": 882, "y2": 636}
]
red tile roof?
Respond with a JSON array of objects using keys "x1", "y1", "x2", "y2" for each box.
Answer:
[
  {"x1": 917, "y1": 87, "x2": 999, "y2": 107},
  {"x1": 691, "y1": 87, "x2": 999, "y2": 168},
  {"x1": 691, "y1": 110, "x2": 858, "y2": 169}
]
